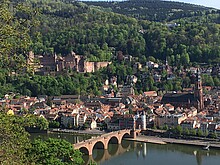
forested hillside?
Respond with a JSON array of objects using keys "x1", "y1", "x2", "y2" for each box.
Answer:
[
  {"x1": 1, "y1": 0, "x2": 219, "y2": 63},
  {"x1": 31, "y1": 0, "x2": 220, "y2": 63},
  {"x1": 0, "y1": 0, "x2": 219, "y2": 97},
  {"x1": 83, "y1": 0, "x2": 215, "y2": 22},
  {"x1": 30, "y1": 0, "x2": 145, "y2": 60}
]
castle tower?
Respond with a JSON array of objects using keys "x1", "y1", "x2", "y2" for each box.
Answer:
[{"x1": 194, "y1": 68, "x2": 204, "y2": 111}]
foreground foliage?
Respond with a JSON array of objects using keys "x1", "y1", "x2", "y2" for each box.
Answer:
[
  {"x1": 28, "y1": 138, "x2": 84, "y2": 165},
  {"x1": 0, "y1": 113, "x2": 30, "y2": 164},
  {"x1": 0, "y1": 112, "x2": 84, "y2": 164}
]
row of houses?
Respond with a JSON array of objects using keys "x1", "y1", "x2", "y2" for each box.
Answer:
[
  {"x1": 154, "y1": 105, "x2": 220, "y2": 134},
  {"x1": 1, "y1": 80, "x2": 220, "y2": 133}
]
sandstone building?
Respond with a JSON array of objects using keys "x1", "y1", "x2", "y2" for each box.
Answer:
[
  {"x1": 161, "y1": 68, "x2": 204, "y2": 111},
  {"x1": 27, "y1": 51, "x2": 111, "y2": 75}
]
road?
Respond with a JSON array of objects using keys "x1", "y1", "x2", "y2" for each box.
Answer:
[{"x1": 126, "y1": 135, "x2": 220, "y2": 149}]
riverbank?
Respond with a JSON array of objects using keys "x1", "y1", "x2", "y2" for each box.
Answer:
[
  {"x1": 126, "y1": 136, "x2": 167, "y2": 145},
  {"x1": 126, "y1": 135, "x2": 220, "y2": 149},
  {"x1": 49, "y1": 128, "x2": 105, "y2": 135}
]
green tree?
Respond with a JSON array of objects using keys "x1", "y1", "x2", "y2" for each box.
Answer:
[
  {"x1": 0, "y1": 113, "x2": 31, "y2": 164},
  {"x1": 49, "y1": 120, "x2": 60, "y2": 128},
  {"x1": 28, "y1": 138, "x2": 84, "y2": 165},
  {"x1": 203, "y1": 75, "x2": 214, "y2": 86},
  {"x1": 190, "y1": 129, "x2": 197, "y2": 136},
  {"x1": 213, "y1": 77, "x2": 220, "y2": 86},
  {"x1": 204, "y1": 130, "x2": 209, "y2": 137},
  {"x1": 209, "y1": 132, "x2": 218, "y2": 139},
  {"x1": 180, "y1": 50, "x2": 190, "y2": 66},
  {"x1": 183, "y1": 128, "x2": 190, "y2": 135},
  {"x1": 175, "y1": 125, "x2": 183, "y2": 136},
  {"x1": 0, "y1": 0, "x2": 36, "y2": 69},
  {"x1": 163, "y1": 80, "x2": 173, "y2": 91},
  {"x1": 182, "y1": 77, "x2": 191, "y2": 88},
  {"x1": 23, "y1": 115, "x2": 49, "y2": 131},
  {"x1": 197, "y1": 129, "x2": 203, "y2": 137},
  {"x1": 163, "y1": 124, "x2": 169, "y2": 130}
]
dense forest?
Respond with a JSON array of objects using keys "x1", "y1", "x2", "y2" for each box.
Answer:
[
  {"x1": 0, "y1": 0, "x2": 220, "y2": 97},
  {"x1": 29, "y1": 0, "x2": 220, "y2": 63},
  {"x1": 83, "y1": 0, "x2": 215, "y2": 22},
  {"x1": 1, "y1": 0, "x2": 220, "y2": 62}
]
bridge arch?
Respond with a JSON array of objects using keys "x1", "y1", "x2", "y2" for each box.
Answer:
[
  {"x1": 121, "y1": 139, "x2": 130, "y2": 148},
  {"x1": 93, "y1": 141, "x2": 105, "y2": 150},
  {"x1": 79, "y1": 147, "x2": 89, "y2": 155},
  {"x1": 108, "y1": 136, "x2": 119, "y2": 145},
  {"x1": 118, "y1": 132, "x2": 131, "y2": 144},
  {"x1": 122, "y1": 132, "x2": 130, "y2": 139}
]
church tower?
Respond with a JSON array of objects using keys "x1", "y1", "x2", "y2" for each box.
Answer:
[
  {"x1": 165, "y1": 56, "x2": 171, "y2": 73},
  {"x1": 194, "y1": 68, "x2": 204, "y2": 111}
]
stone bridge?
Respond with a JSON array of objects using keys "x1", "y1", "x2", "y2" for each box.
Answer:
[
  {"x1": 84, "y1": 143, "x2": 131, "y2": 164},
  {"x1": 73, "y1": 129, "x2": 136, "y2": 155}
]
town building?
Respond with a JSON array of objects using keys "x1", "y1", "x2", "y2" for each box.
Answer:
[
  {"x1": 161, "y1": 68, "x2": 204, "y2": 111},
  {"x1": 155, "y1": 113, "x2": 187, "y2": 128},
  {"x1": 107, "y1": 114, "x2": 135, "y2": 131}
]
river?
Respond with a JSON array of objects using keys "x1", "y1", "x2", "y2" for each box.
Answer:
[{"x1": 30, "y1": 132, "x2": 220, "y2": 165}]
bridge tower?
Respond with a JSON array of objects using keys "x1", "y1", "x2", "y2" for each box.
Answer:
[{"x1": 130, "y1": 116, "x2": 136, "y2": 139}]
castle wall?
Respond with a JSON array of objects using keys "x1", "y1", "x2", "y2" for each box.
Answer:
[
  {"x1": 95, "y1": 62, "x2": 111, "y2": 71},
  {"x1": 84, "y1": 62, "x2": 95, "y2": 73},
  {"x1": 32, "y1": 51, "x2": 111, "y2": 74}
]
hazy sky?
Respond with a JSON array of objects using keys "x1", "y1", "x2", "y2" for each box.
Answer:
[{"x1": 165, "y1": 0, "x2": 220, "y2": 9}]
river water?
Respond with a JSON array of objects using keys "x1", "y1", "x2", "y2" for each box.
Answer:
[{"x1": 30, "y1": 132, "x2": 220, "y2": 165}]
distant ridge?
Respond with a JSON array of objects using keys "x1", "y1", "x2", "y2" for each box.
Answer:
[{"x1": 82, "y1": 0, "x2": 212, "y2": 21}]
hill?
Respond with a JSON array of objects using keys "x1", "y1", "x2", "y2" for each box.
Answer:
[
  {"x1": 82, "y1": 0, "x2": 215, "y2": 22},
  {"x1": 0, "y1": 0, "x2": 219, "y2": 97},
  {"x1": 1, "y1": 0, "x2": 220, "y2": 64}
]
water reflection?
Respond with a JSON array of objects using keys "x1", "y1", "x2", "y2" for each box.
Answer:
[
  {"x1": 108, "y1": 144, "x2": 119, "y2": 156},
  {"x1": 83, "y1": 140, "x2": 132, "y2": 165},
  {"x1": 85, "y1": 141, "x2": 220, "y2": 165},
  {"x1": 30, "y1": 133, "x2": 220, "y2": 165},
  {"x1": 93, "y1": 149, "x2": 105, "y2": 162}
]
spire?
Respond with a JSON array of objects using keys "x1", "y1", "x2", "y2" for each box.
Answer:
[{"x1": 194, "y1": 67, "x2": 204, "y2": 111}]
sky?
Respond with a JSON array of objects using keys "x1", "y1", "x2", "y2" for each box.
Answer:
[{"x1": 169, "y1": 0, "x2": 220, "y2": 9}]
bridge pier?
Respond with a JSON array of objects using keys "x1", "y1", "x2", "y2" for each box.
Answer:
[
  {"x1": 88, "y1": 141, "x2": 94, "y2": 155},
  {"x1": 130, "y1": 130, "x2": 137, "y2": 139},
  {"x1": 104, "y1": 137, "x2": 108, "y2": 150},
  {"x1": 88, "y1": 148, "x2": 93, "y2": 156}
]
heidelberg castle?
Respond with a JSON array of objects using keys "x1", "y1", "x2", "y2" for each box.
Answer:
[{"x1": 27, "y1": 51, "x2": 111, "y2": 75}]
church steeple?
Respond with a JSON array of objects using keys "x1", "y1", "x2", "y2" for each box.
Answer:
[
  {"x1": 194, "y1": 68, "x2": 204, "y2": 111},
  {"x1": 165, "y1": 56, "x2": 171, "y2": 73}
]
